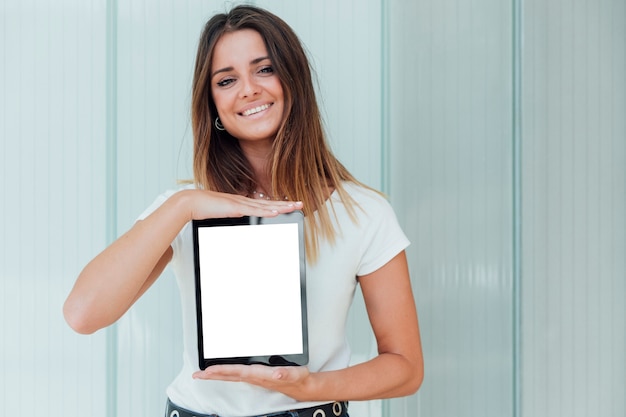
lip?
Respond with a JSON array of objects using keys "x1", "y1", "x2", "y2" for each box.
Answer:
[{"x1": 238, "y1": 102, "x2": 273, "y2": 117}]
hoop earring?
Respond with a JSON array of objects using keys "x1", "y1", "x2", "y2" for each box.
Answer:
[{"x1": 214, "y1": 117, "x2": 225, "y2": 131}]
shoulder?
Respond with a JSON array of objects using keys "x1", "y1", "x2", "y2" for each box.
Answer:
[
  {"x1": 155, "y1": 182, "x2": 198, "y2": 201},
  {"x1": 137, "y1": 183, "x2": 197, "y2": 221},
  {"x1": 335, "y1": 181, "x2": 394, "y2": 216}
]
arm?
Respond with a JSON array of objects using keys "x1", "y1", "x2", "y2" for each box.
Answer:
[
  {"x1": 63, "y1": 189, "x2": 303, "y2": 335},
  {"x1": 194, "y1": 250, "x2": 424, "y2": 401}
]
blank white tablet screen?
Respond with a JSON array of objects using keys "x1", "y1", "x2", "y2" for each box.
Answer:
[{"x1": 196, "y1": 222, "x2": 303, "y2": 359}]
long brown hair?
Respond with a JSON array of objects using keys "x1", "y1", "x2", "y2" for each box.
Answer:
[{"x1": 191, "y1": 5, "x2": 365, "y2": 261}]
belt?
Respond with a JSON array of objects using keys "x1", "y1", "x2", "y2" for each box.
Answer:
[{"x1": 165, "y1": 398, "x2": 348, "y2": 417}]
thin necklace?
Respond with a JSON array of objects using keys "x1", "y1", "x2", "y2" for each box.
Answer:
[{"x1": 250, "y1": 190, "x2": 289, "y2": 201}]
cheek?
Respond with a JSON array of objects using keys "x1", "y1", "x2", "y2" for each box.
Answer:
[
  {"x1": 211, "y1": 91, "x2": 232, "y2": 114},
  {"x1": 276, "y1": 91, "x2": 287, "y2": 117},
  {"x1": 271, "y1": 81, "x2": 285, "y2": 99}
]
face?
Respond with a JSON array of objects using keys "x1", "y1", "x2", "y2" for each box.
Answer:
[{"x1": 210, "y1": 29, "x2": 285, "y2": 145}]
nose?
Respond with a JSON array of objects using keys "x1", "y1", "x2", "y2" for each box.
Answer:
[{"x1": 239, "y1": 75, "x2": 260, "y2": 98}]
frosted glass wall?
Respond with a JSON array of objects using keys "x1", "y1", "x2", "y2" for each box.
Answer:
[
  {"x1": 1, "y1": 1, "x2": 109, "y2": 415},
  {"x1": 521, "y1": 0, "x2": 626, "y2": 416},
  {"x1": 386, "y1": 1, "x2": 514, "y2": 416},
  {"x1": 386, "y1": 0, "x2": 625, "y2": 417}
]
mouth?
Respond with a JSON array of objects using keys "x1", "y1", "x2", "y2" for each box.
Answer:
[{"x1": 240, "y1": 103, "x2": 272, "y2": 117}]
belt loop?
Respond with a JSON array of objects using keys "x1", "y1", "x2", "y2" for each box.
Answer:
[{"x1": 332, "y1": 401, "x2": 343, "y2": 416}]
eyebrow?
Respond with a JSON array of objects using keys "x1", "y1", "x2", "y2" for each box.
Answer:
[{"x1": 211, "y1": 56, "x2": 271, "y2": 80}]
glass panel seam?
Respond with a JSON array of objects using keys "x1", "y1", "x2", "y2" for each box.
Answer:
[
  {"x1": 512, "y1": 0, "x2": 523, "y2": 416},
  {"x1": 105, "y1": 0, "x2": 119, "y2": 416},
  {"x1": 380, "y1": 1, "x2": 391, "y2": 417},
  {"x1": 380, "y1": 0, "x2": 390, "y2": 197}
]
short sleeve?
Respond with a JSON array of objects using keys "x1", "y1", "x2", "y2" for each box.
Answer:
[
  {"x1": 136, "y1": 184, "x2": 195, "y2": 221},
  {"x1": 356, "y1": 193, "x2": 410, "y2": 277}
]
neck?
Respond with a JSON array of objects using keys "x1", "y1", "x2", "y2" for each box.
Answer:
[{"x1": 238, "y1": 140, "x2": 273, "y2": 195}]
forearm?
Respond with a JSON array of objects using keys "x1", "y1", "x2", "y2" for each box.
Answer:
[
  {"x1": 298, "y1": 351, "x2": 423, "y2": 402},
  {"x1": 197, "y1": 350, "x2": 423, "y2": 402},
  {"x1": 63, "y1": 191, "x2": 191, "y2": 333},
  {"x1": 64, "y1": 190, "x2": 303, "y2": 334}
]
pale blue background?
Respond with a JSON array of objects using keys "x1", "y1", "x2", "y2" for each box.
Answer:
[{"x1": 1, "y1": 1, "x2": 624, "y2": 416}]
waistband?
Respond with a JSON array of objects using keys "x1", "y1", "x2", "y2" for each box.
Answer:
[{"x1": 165, "y1": 398, "x2": 349, "y2": 417}]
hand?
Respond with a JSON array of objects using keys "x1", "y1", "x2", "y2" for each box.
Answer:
[
  {"x1": 179, "y1": 189, "x2": 303, "y2": 221},
  {"x1": 192, "y1": 364, "x2": 311, "y2": 399}
]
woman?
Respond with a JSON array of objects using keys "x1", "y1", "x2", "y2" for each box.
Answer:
[{"x1": 64, "y1": 5, "x2": 423, "y2": 417}]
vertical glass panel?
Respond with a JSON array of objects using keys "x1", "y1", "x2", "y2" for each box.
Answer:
[
  {"x1": 114, "y1": 0, "x2": 203, "y2": 415},
  {"x1": 522, "y1": 0, "x2": 626, "y2": 416},
  {"x1": 0, "y1": 1, "x2": 108, "y2": 416},
  {"x1": 386, "y1": 1, "x2": 514, "y2": 416}
]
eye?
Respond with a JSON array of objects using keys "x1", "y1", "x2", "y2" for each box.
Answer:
[
  {"x1": 216, "y1": 77, "x2": 235, "y2": 88},
  {"x1": 258, "y1": 65, "x2": 274, "y2": 75}
]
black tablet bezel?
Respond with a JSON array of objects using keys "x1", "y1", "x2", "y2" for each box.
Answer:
[{"x1": 192, "y1": 211, "x2": 308, "y2": 370}]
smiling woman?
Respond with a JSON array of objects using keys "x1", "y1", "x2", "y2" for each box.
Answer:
[{"x1": 62, "y1": 4, "x2": 423, "y2": 417}]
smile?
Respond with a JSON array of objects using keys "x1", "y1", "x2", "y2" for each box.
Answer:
[{"x1": 241, "y1": 103, "x2": 272, "y2": 117}]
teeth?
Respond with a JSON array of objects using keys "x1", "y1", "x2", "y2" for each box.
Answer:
[{"x1": 242, "y1": 104, "x2": 270, "y2": 116}]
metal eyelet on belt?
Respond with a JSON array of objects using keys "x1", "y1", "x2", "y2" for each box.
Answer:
[
  {"x1": 332, "y1": 402, "x2": 343, "y2": 416},
  {"x1": 313, "y1": 409, "x2": 326, "y2": 417}
]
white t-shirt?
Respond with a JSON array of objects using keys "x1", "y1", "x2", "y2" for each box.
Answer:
[{"x1": 138, "y1": 181, "x2": 410, "y2": 417}]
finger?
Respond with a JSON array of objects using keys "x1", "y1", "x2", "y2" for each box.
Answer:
[
  {"x1": 192, "y1": 364, "x2": 248, "y2": 380},
  {"x1": 239, "y1": 200, "x2": 303, "y2": 217},
  {"x1": 192, "y1": 368, "x2": 239, "y2": 381},
  {"x1": 270, "y1": 366, "x2": 306, "y2": 382},
  {"x1": 195, "y1": 364, "x2": 277, "y2": 381},
  {"x1": 243, "y1": 196, "x2": 302, "y2": 208}
]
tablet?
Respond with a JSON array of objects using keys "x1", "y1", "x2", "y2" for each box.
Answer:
[{"x1": 192, "y1": 211, "x2": 308, "y2": 370}]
